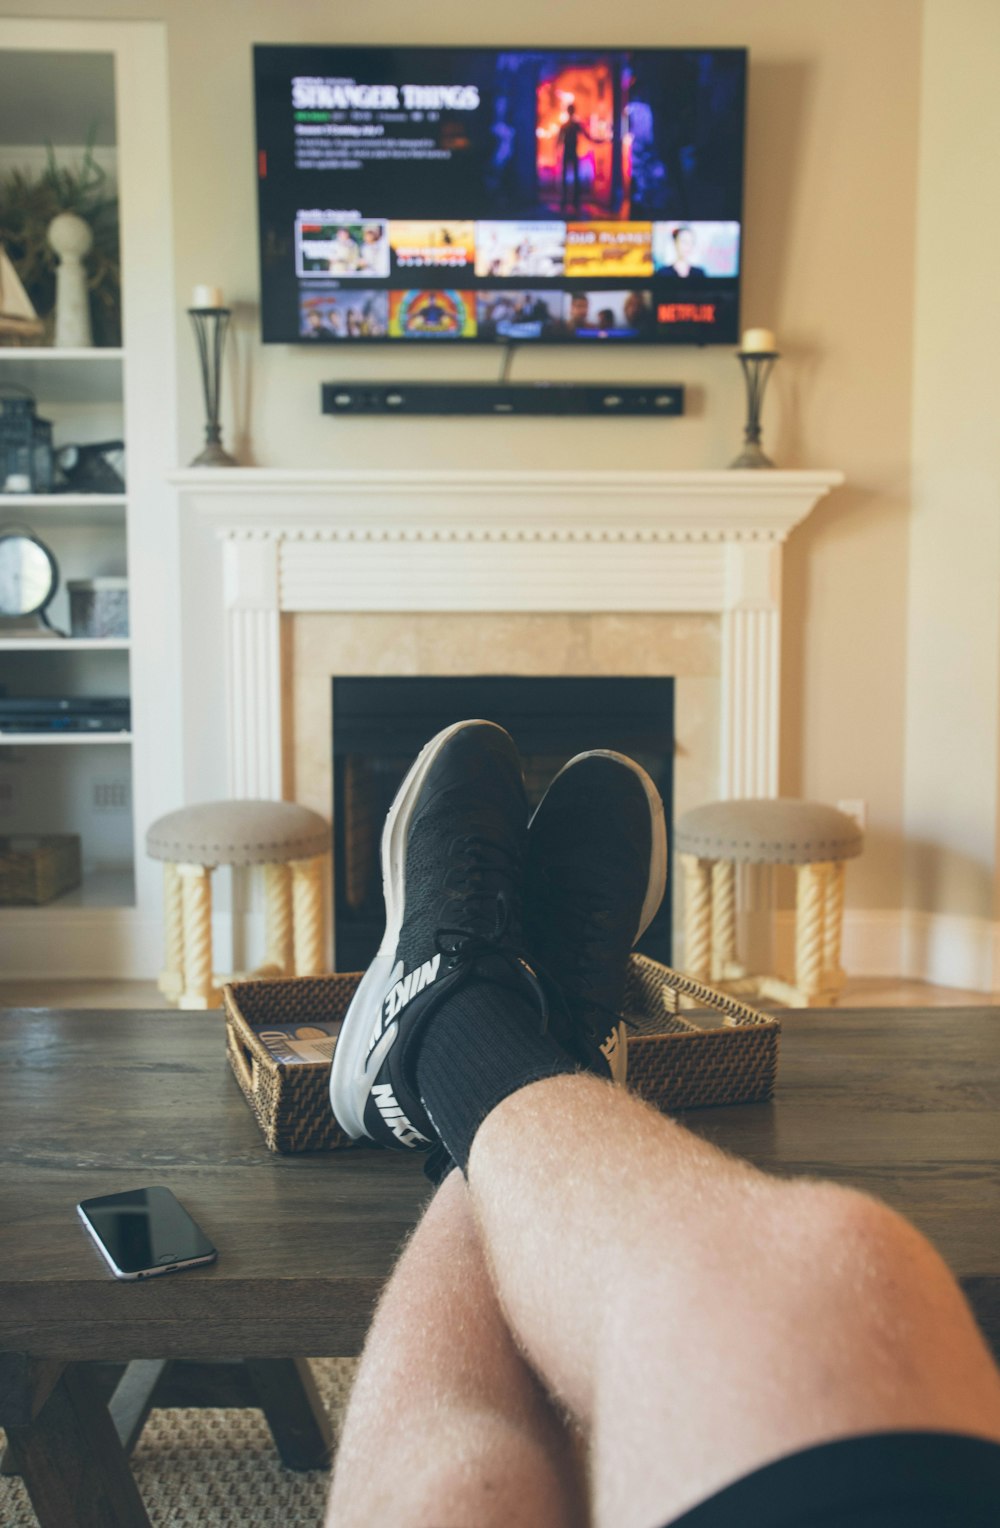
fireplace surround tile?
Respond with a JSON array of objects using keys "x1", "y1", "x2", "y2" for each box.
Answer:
[{"x1": 287, "y1": 612, "x2": 720, "y2": 855}]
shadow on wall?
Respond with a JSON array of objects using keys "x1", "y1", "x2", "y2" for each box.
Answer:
[
  {"x1": 904, "y1": 839, "x2": 997, "y2": 922},
  {"x1": 779, "y1": 480, "x2": 909, "y2": 813},
  {"x1": 227, "y1": 299, "x2": 259, "y2": 467},
  {"x1": 740, "y1": 55, "x2": 819, "y2": 391}
]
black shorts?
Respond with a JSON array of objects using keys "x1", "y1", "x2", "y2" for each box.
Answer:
[{"x1": 663, "y1": 1431, "x2": 1000, "y2": 1527}]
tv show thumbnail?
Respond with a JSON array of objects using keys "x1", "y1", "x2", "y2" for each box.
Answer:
[
  {"x1": 535, "y1": 63, "x2": 617, "y2": 217},
  {"x1": 299, "y1": 287, "x2": 388, "y2": 338},
  {"x1": 530, "y1": 52, "x2": 746, "y2": 220},
  {"x1": 474, "y1": 221, "x2": 565, "y2": 279},
  {"x1": 389, "y1": 290, "x2": 477, "y2": 338},
  {"x1": 562, "y1": 289, "x2": 654, "y2": 338},
  {"x1": 477, "y1": 292, "x2": 563, "y2": 342},
  {"x1": 295, "y1": 214, "x2": 390, "y2": 278},
  {"x1": 653, "y1": 222, "x2": 741, "y2": 279},
  {"x1": 390, "y1": 221, "x2": 477, "y2": 270},
  {"x1": 564, "y1": 222, "x2": 653, "y2": 278}
]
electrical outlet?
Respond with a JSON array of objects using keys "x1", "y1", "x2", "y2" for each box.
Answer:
[
  {"x1": 837, "y1": 798, "x2": 867, "y2": 832},
  {"x1": 93, "y1": 779, "x2": 130, "y2": 813}
]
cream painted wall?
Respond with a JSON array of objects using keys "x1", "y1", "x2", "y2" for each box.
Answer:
[
  {"x1": 1, "y1": 0, "x2": 924, "y2": 913},
  {"x1": 904, "y1": 0, "x2": 1000, "y2": 925}
]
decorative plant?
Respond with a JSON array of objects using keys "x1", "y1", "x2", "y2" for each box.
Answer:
[{"x1": 0, "y1": 129, "x2": 121, "y2": 346}]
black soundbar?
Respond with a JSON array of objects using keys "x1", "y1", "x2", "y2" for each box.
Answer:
[{"x1": 321, "y1": 382, "x2": 684, "y2": 417}]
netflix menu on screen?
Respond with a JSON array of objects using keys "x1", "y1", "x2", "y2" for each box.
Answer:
[{"x1": 254, "y1": 45, "x2": 746, "y2": 344}]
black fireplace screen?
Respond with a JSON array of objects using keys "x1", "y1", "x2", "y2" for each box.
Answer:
[{"x1": 332, "y1": 676, "x2": 674, "y2": 972}]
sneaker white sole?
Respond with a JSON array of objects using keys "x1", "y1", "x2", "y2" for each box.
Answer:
[
  {"x1": 530, "y1": 748, "x2": 668, "y2": 944},
  {"x1": 329, "y1": 718, "x2": 514, "y2": 1139}
]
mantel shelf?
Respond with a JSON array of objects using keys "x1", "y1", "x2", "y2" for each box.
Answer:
[
  {"x1": 170, "y1": 466, "x2": 841, "y2": 494},
  {"x1": 171, "y1": 467, "x2": 845, "y2": 544}
]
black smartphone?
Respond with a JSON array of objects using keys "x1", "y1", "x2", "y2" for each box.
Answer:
[{"x1": 77, "y1": 1186, "x2": 218, "y2": 1281}]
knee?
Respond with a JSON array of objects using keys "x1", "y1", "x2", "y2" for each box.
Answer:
[{"x1": 781, "y1": 1179, "x2": 946, "y2": 1289}]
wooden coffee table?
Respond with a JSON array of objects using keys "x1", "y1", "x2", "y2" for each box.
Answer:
[{"x1": 2, "y1": 1006, "x2": 999, "y2": 1528}]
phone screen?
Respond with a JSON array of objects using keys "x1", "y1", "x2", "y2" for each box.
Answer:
[{"x1": 78, "y1": 1186, "x2": 216, "y2": 1275}]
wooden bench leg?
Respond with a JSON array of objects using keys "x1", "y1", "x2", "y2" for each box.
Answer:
[
  {"x1": 794, "y1": 861, "x2": 836, "y2": 1004},
  {"x1": 262, "y1": 862, "x2": 294, "y2": 977},
  {"x1": 6, "y1": 1363, "x2": 151, "y2": 1528},
  {"x1": 680, "y1": 852, "x2": 712, "y2": 981},
  {"x1": 2, "y1": 1355, "x2": 334, "y2": 1496},
  {"x1": 823, "y1": 860, "x2": 847, "y2": 1000},
  {"x1": 244, "y1": 1357, "x2": 334, "y2": 1471},
  {"x1": 710, "y1": 858, "x2": 737, "y2": 982},
  {"x1": 178, "y1": 862, "x2": 221, "y2": 1010},
  {"x1": 157, "y1": 863, "x2": 184, "y2": 1002},
  {"x1": 291, "y1": 854, "x2": 325, "y2": 976},
  {"x1": 108, "y1": 1360, "x2": 170, "y2": 1458}
]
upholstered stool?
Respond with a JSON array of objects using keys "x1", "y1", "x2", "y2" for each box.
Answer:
[
  {"x1": 676, "y1": 799, "x2": 863, "y2": 1007},
  {"x1": 146, "y1": 801, "x2": 331, "y2": 1010}
]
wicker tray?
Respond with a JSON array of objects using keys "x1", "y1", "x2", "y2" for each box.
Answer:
[
  {"x1": 224, "y1": 955, "x2": 780, "y2": 1154},
  {"x1": 0, "y1": 834, "x2": 82, "y2": 905}
]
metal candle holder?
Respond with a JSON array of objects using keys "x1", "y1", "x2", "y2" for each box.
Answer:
[
  {"x1": 187, "y1": 305, "x2": 238, "y2": 467},
  {"x1": 730, "y1": 347, "x2": 780, "y2": 469}
]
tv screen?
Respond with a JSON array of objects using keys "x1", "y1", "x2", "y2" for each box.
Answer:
[{"x1": 254, "y1": 44, "x2": 746, "y2": 346}]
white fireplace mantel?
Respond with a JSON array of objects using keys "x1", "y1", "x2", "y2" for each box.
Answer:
[{"x1": 171, "y1": 467, "x2": 843, "y2": 804}]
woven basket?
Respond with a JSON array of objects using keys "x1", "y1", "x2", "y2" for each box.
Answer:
[
  {"x1": 225, "y1": 955, "x2": 780, "y2": 1154},
  {"x1": 0, "y1": 834, "x2": 82, "y2": 905},
  {"x1": 623, "y1": 953, "x2": 780, "y2": 1110}
]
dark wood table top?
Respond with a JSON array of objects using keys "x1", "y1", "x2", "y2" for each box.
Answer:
[{"x1": 2, "y1": 1006, "x2": 999, "y2": 1363}]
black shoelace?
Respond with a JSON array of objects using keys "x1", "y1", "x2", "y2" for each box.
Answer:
[
  {"x1": 433, "y1": 833, "x2": 549, "y2": 1028},
  {"x1": 530, "y1": 868, "x2": 635, "y2": 1044},
  {"x1": 436, "y1": 832, "x2": 523, "y2": 949}
]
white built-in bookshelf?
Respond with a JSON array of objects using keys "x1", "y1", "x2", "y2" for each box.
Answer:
[{"x1": 0, "y1": 18, "x2": 179, "y2": 977}]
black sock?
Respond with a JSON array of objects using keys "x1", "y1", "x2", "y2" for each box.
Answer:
[
  {"x1": 414, "y1": 982, "x2": 576, "y2": 1172},
  {"x1": 422, "y1": 1141, "x2": 458, "y2": 1187}
]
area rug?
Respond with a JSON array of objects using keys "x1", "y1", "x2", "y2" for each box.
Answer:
[{"x1": 0, "y1": 1356, "x2": 357, "y2": 1526}]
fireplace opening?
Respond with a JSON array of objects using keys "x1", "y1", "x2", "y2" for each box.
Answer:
[{"x1": 332, "y1": 676, "x2": 674, "y2": 972}]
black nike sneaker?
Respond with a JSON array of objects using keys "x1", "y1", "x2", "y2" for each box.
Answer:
[
  {"x1": 524, "y1": 750, "x2": 667, "y2": 1085},
  {"x1": 329, "y1": 719, "x2": 548, "y2": 1151}
]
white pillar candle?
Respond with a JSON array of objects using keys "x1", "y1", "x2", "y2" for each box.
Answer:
[
  {"x1": 740, "y1": 327, "x2": 778, "y2": 353},
  {"x1": 192, "y1": 284, "x2": 225, "y2": 309}
]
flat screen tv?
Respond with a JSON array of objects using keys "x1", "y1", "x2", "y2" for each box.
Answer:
[{"x1": 254, "y1": 44, "x2": 746, "y2": 346}]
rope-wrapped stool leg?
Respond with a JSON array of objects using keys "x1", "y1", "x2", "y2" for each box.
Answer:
[
  {"x1": 291, "y1": 854, "x2": 326, "y2": 976},
  {"x1": 158, "y1": 861, "x2": 184, "y2": 1002},
  {"x1": 178, "y1": 862, "x2": 218, "y2": 1010},
  {"x1": 710, "y1": 858, "x2": 737, "y2": 982},
  {"x1": 794, "y1": 861, "x2": 832, "y2": 1003},
  {"x1": 680, "y1": 853, "x2": 712, "y2": 981},
  {"x1": 261, "y1": 862, "x2": 294, "y2": 977},
  {"x1": 822, "y1": 860, "x2": 846, "y2": 1000}
]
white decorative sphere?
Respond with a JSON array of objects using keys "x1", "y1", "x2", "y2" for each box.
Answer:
[{"x1": 47, "y1": 211, "x2": 94, "y2": 260}]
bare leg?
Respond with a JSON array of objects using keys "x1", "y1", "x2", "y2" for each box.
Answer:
[
  {"x1": 468, "y1": 1075, "x2": 1000, "y2": 1528},
  {"x1": 327, "y1": 1168, "x2": 585, "y2": 1528}
]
